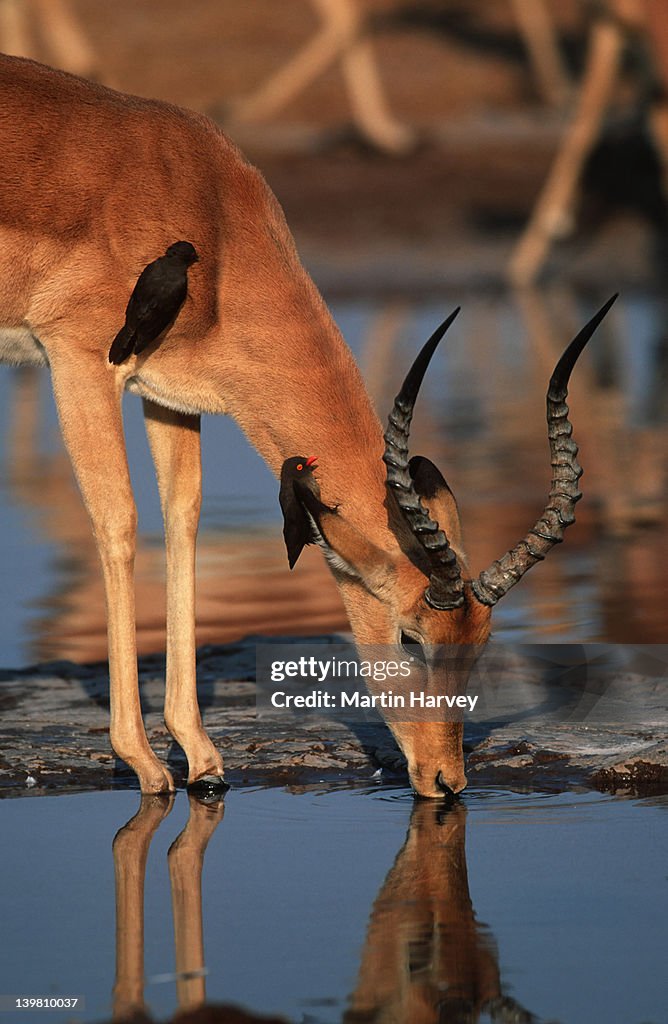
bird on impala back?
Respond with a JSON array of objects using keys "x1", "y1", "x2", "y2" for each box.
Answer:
[{"x1": 108, "y1": 240, "x2": 198, "y2": 364}]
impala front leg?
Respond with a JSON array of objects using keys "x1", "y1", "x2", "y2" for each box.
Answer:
[
  {"x1": 50, "y1": 355, "x2": 174, "y2": 794},
  {"x1": 142, "y1": 400, "x2": 225, "y2": 789}
]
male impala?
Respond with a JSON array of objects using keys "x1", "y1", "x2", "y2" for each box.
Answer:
[{"x1": 0, "y1": 53, "x2": 612, "y2": 798}]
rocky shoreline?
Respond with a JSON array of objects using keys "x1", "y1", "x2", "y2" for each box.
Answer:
[{"x1": 1, "y1": 636, "x2": 666, "y2": 799}]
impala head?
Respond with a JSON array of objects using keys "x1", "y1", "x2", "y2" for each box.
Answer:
[{"x1": 283, "y1": 297, "x2": 617, "y2": 798}]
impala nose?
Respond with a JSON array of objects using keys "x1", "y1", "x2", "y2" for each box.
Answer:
[
  {"x1": 408, "y1": 764, "x2": 466, "y2": 798},
  {"x1": 435, "y1": 771, "x2": 455, "y2": 798}
]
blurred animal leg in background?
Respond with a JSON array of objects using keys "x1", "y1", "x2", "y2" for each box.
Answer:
[
  {"x1": 509, "y1": 10, "x2": 625, "y2": 285},
  {"x1": 0, "y1": 0, "x2": 102, "y2": 80},
  {"x1": 228, "y1": 0, "x2": 415, "y2": 154},
  {"x1": 642, "y1": 0, "x2": 668, "y2": 195},
  {"x1": 32, "y1": 0, "x2": 98, "y2": 79},
  {"x1": 0, "y1": 0, "x2": 33, "y2": 58},
  {"x1": 509, "y1": 0, "x2": 571, "y2": 107},
  {"x1": 336, "y1": 0, "x2": 415, "y2": 153}
]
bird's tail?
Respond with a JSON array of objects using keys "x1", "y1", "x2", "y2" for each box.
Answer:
[{"x1": 108, "y1": 325, "x2": 136, "y2": 365}]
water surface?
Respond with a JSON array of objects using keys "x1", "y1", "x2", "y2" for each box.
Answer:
[{"x1": 0, "y1": 785, "x2": 666, "y2": 1024}]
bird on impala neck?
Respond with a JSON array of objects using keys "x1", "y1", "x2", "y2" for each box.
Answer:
[{"x1": 279, "y1": 456, "x2": 325, "y2": 569}]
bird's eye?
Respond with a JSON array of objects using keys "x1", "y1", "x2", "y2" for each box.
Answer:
[
  {"x1": 400, "y1": 631, "x2": 427, "y2": 665},
  {"x1": 296, "y1": 464, "x2": 303, "y2": 470}
]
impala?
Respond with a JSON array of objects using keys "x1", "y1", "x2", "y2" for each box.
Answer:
[{"x1": 0, "y1": 53, "x2": 613, "y2": 798}]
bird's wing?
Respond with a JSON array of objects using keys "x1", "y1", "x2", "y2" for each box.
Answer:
[
  {"x1": 125, "y1": 267, "x2": 176, "y2": 322},
  {"x1": 108, "y1": 324, "x2": 135, "y2": 365}
]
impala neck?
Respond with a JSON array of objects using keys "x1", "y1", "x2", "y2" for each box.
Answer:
[{"x1": 216, "y1": 273, "x2": 393, "y2": 546}]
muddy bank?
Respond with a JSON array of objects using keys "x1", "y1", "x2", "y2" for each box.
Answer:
[{"x1": 0, "y1": 636, "x2": 666, "y2": 799}]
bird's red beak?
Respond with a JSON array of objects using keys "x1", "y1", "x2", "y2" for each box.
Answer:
[{"x1": 306, "y1": 456, "x2": 318, "y2": 468}]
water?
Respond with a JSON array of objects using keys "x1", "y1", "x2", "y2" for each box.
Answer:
[
  {"x1": 0, "y1": 785, "x2": 665, "y2": 1024},
  {"x1": 1, "y1": 285, "x2": 667, "y2": 666}
]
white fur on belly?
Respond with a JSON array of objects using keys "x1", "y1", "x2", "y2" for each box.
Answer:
[{"x1": 0, "y1": 326, "x2": 49, "y2": 367}]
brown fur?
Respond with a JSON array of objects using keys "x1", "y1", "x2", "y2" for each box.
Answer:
[{"x1": 0, "y1": 54, "x2": 491, "y2": 797}]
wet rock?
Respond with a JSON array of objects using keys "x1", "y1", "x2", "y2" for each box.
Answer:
[
  {"x1": 0, "y1": 636, "x2": 666, "y2": 798},
  {"x1": 592, "y1": 739, "x2": 668, "y2": 791}
]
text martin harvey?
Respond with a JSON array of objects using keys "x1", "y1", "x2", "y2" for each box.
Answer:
[{"x1": 270, "y1": 690, "x2": 479, "y2": 711}]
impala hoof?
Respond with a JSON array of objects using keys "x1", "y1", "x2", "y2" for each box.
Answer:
[{"x1": 188, "y1": 774, "x2": 230, "y2": 795}]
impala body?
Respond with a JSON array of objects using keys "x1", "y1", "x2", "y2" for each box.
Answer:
[{"x1": 0, "y1": 54, "x2": 609, "y2": 798}]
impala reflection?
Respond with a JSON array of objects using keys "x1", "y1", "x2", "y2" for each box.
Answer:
[{"x1": 107, "y1": 793, "x2": 536, "y2": 1024}]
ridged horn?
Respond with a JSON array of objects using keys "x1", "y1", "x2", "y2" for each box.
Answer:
[
  {"x1": 383, "y1": 308, "x2": 465, "y2": 611},
  {"x1": 472, "y1": 294, "x2": 618, "y2": 607}
]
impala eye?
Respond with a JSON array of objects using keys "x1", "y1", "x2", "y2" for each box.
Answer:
[{"x1": 400, "y1": 631, "x2": 427, "y2": 665}]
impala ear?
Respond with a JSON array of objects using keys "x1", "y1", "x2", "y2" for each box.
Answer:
[
  {"x1": 409, "y1": 456, "x2": 464, "y2": 552},
  {"x1": 293, "y1": 479, "x2": 394, "y2": 594}
]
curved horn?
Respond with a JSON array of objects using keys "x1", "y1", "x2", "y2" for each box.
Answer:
[
  {"x1": 383, "y1": 308, "x2": 465, "y2": 611},
  {"x1": 472, "y1": 294, "x2": 618, "y2": 607}
]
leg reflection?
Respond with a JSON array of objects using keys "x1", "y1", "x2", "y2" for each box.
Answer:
[
  {"x1": 111, "y1": 792, "x2": 226, "y2": 1022},
  {"x1": 168, "y1": 794, "x2": 226, "y2": 1011},
  {"x1": 112, "y1": 794, "x2": 175, "y2": 1021}
]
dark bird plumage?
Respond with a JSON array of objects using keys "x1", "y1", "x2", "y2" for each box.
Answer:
[
  {"x1": 108, "y1": 240, "x2": 199, "y2": 364},
  {"x1": 279, "y1": 456, "x2": 324, "y2": 569}
]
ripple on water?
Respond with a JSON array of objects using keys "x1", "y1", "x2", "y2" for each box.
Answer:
[{"x1": 0, "y1": 785, "x2": 666, "y2": 1024}]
